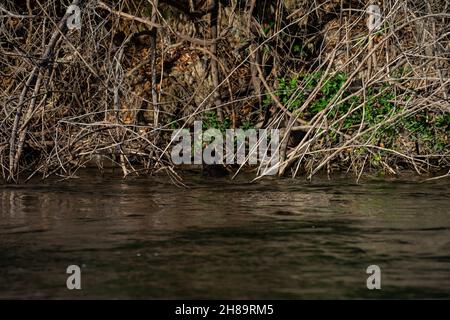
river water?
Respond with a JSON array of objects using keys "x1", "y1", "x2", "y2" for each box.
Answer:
[{"x1": 0, "y1": 171, "x2": 449, "y2": 299}]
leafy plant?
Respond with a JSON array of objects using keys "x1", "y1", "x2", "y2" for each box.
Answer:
[{"x1": 203, "y1": 111, "x2": 231, "y2": 132}]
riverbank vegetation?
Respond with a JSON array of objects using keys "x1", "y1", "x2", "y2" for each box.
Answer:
[{"x1": 1, "y1": 0, "x2": 449, "y2": 182}]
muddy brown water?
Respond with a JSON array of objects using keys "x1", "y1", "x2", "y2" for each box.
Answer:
[{"x1": 0, "y1": 171, "x2": 449, "y2": 299}]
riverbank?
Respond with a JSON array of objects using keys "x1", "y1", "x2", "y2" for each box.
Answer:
[{"x1": 1, "y1": 0, "x2": 448, "y2": 182}]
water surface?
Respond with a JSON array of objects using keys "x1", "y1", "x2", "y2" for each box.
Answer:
[{"x1": 0, "y1": 171, "x2": 449, "y2": 299}]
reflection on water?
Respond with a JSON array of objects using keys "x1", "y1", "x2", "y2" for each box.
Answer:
[{"x1": 0, "y1": 171, "x2": 449, "y2": 299}]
